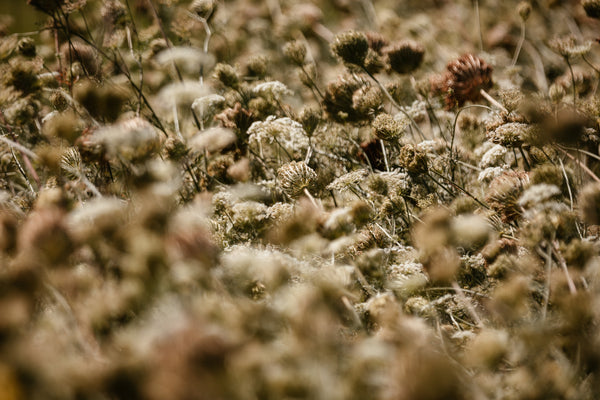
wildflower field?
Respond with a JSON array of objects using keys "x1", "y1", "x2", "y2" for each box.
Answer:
[{"x1": 3, "y1": 0, "x2": 600, "y2": 398}]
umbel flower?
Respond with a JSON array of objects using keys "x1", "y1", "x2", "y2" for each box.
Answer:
[
  {"x1": 277, "y1": 161, "x2": 317, "y2": 198},
  {"x1": 383, "y1": 40, "x2": 425, "y2": 75},
  {"x1": 330, "y1": 30, "x2": 369, "y2": 67},
  {"x1": 432, "y1": 54, "x2": 493, "y2": 109}
]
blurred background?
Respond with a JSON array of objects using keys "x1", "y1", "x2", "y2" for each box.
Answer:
[{"x1": 0, "y1": 0, "x2": 45, "y2": 33}]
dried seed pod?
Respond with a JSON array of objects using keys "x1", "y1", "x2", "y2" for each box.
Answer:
[
  {"x1": 432, "y1": 54, "x2": 493, "y2": 109},
  {"x1": 277, "y1": 161, "x2": 317, "y2": 198},
  {"x1": 330, "y1": 30, "x2": 369, "y2": 67},
  {"x1": 372, "y1": 113, "x2": 406, "y2": 141},
  {"x1": 383, "y1": 40, "x2": 425, "y2": 74}
]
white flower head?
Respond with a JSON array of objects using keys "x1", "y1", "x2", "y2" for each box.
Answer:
[
  {"x1": 191, "y1": 94, "x2": 226, "y2": 118},
  {"x1": 154, "y1": 46, "x2": 216, "y2": 75},
  {"x1": 189, "y1": 127, "x2": 237, "y2": 153},
  {"x1": 90, "y1": 117, "x2": 162, "y2": 161},
  {"x1": 480, "y1": 144, "x2": 508, "y2": 168},
  {"x1": 248, "y1": 116, "x2": 309, "y2": 156},
  {"x1": 252, "y1": 81, "x2": 293, "y2": 100},
  {"x1": 327, "y1": 169, "x2": 370, "y2": 191}
]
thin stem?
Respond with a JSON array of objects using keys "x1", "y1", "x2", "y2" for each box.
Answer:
[
  {"x1": 361, "y1": 67, "x2": 427, "y2": 140},
  {"x1": 474, "y1": 0, "x2": 484, "y2": 53},
  {"x1": 479, "y1": 89, "x2": 508, "y2": 112},
  {"x1": 511, "y1": 21, "x2": 526, "y2": 67},
  {"x1": 565, "y1": 57, "x2": 577, "y2": 108}
]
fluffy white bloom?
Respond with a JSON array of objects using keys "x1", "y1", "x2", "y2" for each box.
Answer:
[
  {"x1": 191, "y1": 94, "x2": 226, "y2": 117},
  {"x1": 326, "y1": 169, "x2": 369, "y2": 191},
  {"x1": 248, "y1": 116, "x2": 309, "y2": 155},
  {"x1": 518, "y1": 184, "x2": 562, "y2": 208},
  {"x1": 479, "y1": 144, "x2": 507, "y2": 168},
  {"x1": 154, "y1": 46, "x2": 216, "y2": 75},
  {"x1": 252, "y1": 81, "x2": 293, "y2": 99},
  {"x1": 477, "y1": 166, "x2": 509, "y2": 182},
  {"x1": 90, "y1": 117, "x2": 162, "y2": 161},
  {"x1": 155, "y1": 81, "x2": 210, "y2": 114},
  {"x1": 189, "y1": 127, "x2": 237, "y2": 153}
]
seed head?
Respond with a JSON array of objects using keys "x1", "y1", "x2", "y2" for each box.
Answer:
[
  {"x1": 212, "y1": 63, "x2": 240, "y2": 89},
  {"x1": 432, "y1": 54, "x2": 493, "y2": 109},
  {"x1": 579, "y1": 182, "x2": 600, "y2": 225},
  {"x1": 517, "y1": 1, "x2": 531, "y2": 21},
  {"x1": 277, "y1": 161, "x2": 317, "y2": 198},
  {"x1": 383, "y1": 40, "x2": 425, "y2": 74},
  {"x1": 283, "y1": 40, "x2": 307, "y2": 66},
  {"x1": 583, "y1": 0, "x2": 600, "y2": 19},
  {"x1": 372, "y1": 113, "x2": 406, "y2": 141},
  {"x1": 398, "y1": 144, "x2": 428, "y2": 174},
  {"x1": 330, "y1": 30, "x2": 369, "y2": 67}
]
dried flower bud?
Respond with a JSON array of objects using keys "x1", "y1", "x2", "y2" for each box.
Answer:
[
  {"x1": 365, "y1": 31, "x2": 389, "y2": 54},
  {"x1": 549, "y1": 83, "x2": 566, "y2": 103},
  {"x1": 16, "y1": 37, "x2": 36, "y2": 57},
  {"x1": 517, "y1": 1, "x2": 532, "y2": 21},
  {"x1": 212, "y1": 63, "x2": 240, "y2": 89},
  {"x1": 330, "y1": 30, "x2": 369, "y2": 67},
  {"x1": 398, "y1": 144, "x2": 428, "y2": 174},
  {"x1": 583, "y1": 0, "x2": 600, "y2": 19},
  {"x1": 579, "y1": 182, "x2": 600, "y2": 225},
  {"x1": 283, "y1": 40, "x2": 307, "y2": 66},
  {"x1": 383, "y1": 40, "x2": 425, "y2": 74},
  {"x1": 190, "y1": 0, "x2": 217, "y2": 21},
  {"x1": 299, "y1": 106, "x2": 321, "y2": 136},
  {"x1": 277, "y1": 161, "x2": 317, "y2": 198},
  {"x1": 372, "y1": 113, "x2": 406, "y2": 141},
  {"x1": 245, "y1": 55, "x2": 268, "y2": 78}
]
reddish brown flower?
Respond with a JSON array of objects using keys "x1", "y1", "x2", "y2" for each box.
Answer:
[{"x1": 432, "y1": 54, "x2": 493, "y2": 109}]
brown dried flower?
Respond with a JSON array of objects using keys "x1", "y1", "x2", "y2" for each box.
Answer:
[
  {"x1": 432, "y1": 54, "x2": 493, "y2": 109},
  {"x1": 383, "y1": 40, "x2": 425, "y2": 75}
]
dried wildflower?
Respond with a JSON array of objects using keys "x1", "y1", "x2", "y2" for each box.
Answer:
[
  {"x1": 16, "y1": 38, "x2": 36, "y2": 58},
  {"x1": 327, "y1": 169, "x2": 369, "y2": 192},
  {"x1": 189, "y1": 127, "x2": 237, "y2": 154},
  {"x1": 372, "y1": 113, "x2": 406, "y2": 141},
  {"x1": 101, "y1": 0, "x2": 126, "y2": 28},
  {"x1": 322, "y1": 74, "x2": 368, "y2": 123},
  {"x1": 212, "y1": 63, "x2": 240, "y2": 89},
  {"x1": 518, "y1": 184, "x2": 562, "y2": 209},
  {"x1": 90, "y1": 117, "x2": 162, "y2": 162},
  {"x1": 549, "y1": 83, "x2": 566, "y2": 103},
  {"x1": 432, "y1": 54, "x2": 493, "y2": 109},
  {"x1": 73, "y1": 79, "x2": 127, "y2": 122},
  {"x1": 579, "y1": 183, "x2": 600, "y2": 225},
  {"x1": 517, "y1": 1, "x2": 532, "y2": 21},
  {"x1": 42, "y1": 111, "x2": 82, "y2": 144},
  {"x1": 60, "y1": 40, "x2": 100, "y2": 78},
  {"x1": 398, "y1": 144, "x2": 428, "y2": 174},
  {"x1": 245, "y1": 55, "x2": 268, "y2": 78},
  {"x1": 248, "y1": 116, "x2": 309, "y2": 156},
  {"x1": 155, "y1": 47, "x2": 216, "y2": 76},
  {"x1": 330, "y1": 30, "x2": 369, "y2": 67},
  {"x1": 298, "y1": 106, "x2": 321, "y2": 136},
  {"x1": 191, "y1": 93, "x2": 226, "y2": 122},
  {"x1": 351, "y1": 85, "x2": 383, "y2": 117},
  {"x1": 583, "y1": 0, "x2": 600, "y2": 18},
  {"x1": 383, "y1": 40, "x2": 425, "y2": 74},
  {"x1": 485, "y1": 170, "x2": 530, "y2": 223},
  {"x1": 277, "y1": 161, "x2": 317, "y2": 198},
  {"x1": 451, "y1": 214, "x2": 491, "y2": 251},
  {"x1": 283, "y1": 40, "x2": 307, "y2": 66},
  {"x1": 253, "y1": 81, "x2": 293, "y2": 100},
  {"x1": 549, "y1": 36, "x2": 592, "y2": 59},
  {"x1": 365, "y1": 31, "x2": 389, "y2": 54},
  {"x1": 486, "y1": 122, "x2": 531, "y2": 147},
  {"x1": 18, "y1": 208, "x2": 72, "y2": 265},
  {"x1": 190, "y1": 0, "x2": 217, "y2": 21},
  {"x1": 4, "y1": 59, "x2": 40, "y2": 95}
]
